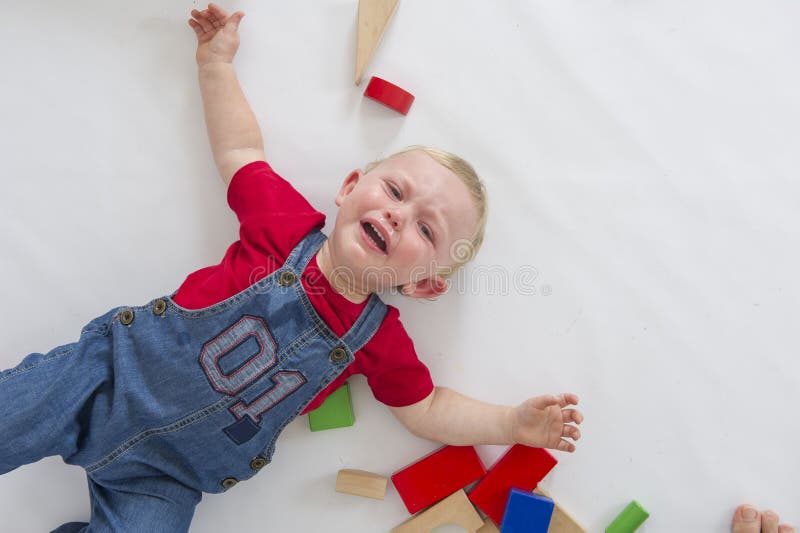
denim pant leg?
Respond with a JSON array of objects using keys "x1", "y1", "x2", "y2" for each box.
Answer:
[
  {"x1": 83, "y1": 475, "x2": 201, "y2": 533},
  {"x1": 0, "y1": 332, "x2": 108, "y2": 474},
  {"x1": 51, "y1": 522, "x2": 89, "y2": 533}
]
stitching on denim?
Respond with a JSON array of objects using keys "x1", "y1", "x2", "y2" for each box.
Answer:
[
  {"x1": 160, "y1": 231, "x2": 325, "y2": 320},
  {"x1": 354, "y1": 304, "x2": 387, "y2": 351},
  {"x1": 0, "y1": 347, "x2": 76, "y2": 384},
  {"x1": 260, "y1": 366, "x2": 343, "y2": 456},
  {"x1": 85, "y1": 397, "x2": 236, "y2": 474},
  {"x1": 341, "y1": 296, "x2": 388, "y2": 353},
  {"x1": 81, "y1": 323, "x2": 110, "y2": 337},
  {"x1": 295, "y1": 283, "x2": 343, "y2": 349},
  {"x1": 275, "y1": 327, "x2": 318, "y2": 365},
  {"x1": 292, "y1": 271, "x2": 385, "y2": 357},
  {"x1": 164, "y1": 272, "x2": 279, "y2": 319},
  {"x1": 293, "y1": 231, "x2": 326, "y2": 272}
]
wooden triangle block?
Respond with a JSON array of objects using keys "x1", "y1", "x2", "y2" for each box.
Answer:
[{"x1": 355, "y1": 0, "x2": 399, "y2": 85}]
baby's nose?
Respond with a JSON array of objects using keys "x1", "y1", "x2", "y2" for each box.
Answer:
[{"x1": 385, "y1": 209, "x2": 402, "y2": 228}]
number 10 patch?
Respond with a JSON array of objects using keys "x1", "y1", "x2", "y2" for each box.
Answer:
[{"x1": 199, "y1": 315, "x2": 306, "y2": 444}]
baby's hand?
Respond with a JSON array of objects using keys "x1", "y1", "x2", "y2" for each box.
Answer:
[
  {"x1": 510, "y1": 393, "x2": 583, "y2": 452},
  {"x1": 188, "y1": 3, "x2": 245, "y2": 66}
]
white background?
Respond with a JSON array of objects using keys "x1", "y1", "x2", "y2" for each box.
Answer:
[{"x1": 1, "y1": 1, "x2": 798, "y2": 531}]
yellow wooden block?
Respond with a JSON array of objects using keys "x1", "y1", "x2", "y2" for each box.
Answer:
[
  {"x1": 335, "y1": 469, "x2": 388, "y2": 500},
  {"x1": 533, "y1": 488, "x2": 586, "y2": 533},
  {"x1": 391, "y1": 489, "x2": 484, "y2": 533},
  {"x1": 355, "y1": 0, "x2": 399, "y2": 85},
  {"x1": 476, "y1": 517, "x2": 501, "y2": 533}
]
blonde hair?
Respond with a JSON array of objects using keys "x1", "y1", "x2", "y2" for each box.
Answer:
[{"x1": 365, "y1": 145, "x2": 488, "y2": 276}]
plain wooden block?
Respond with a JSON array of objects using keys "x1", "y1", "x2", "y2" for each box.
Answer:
[
  {"x1": 335, "y1": 469, "x2": 388, "y2": 500},
  {"x1": 391, "y1": 489, "x2": 484, "y2": 533},
  {"x1": 355, "y1": 0, "x2": 399, "y2": 85},
  {"x1": 533, "y1": 488, "x2": 586, "y2": 533}
]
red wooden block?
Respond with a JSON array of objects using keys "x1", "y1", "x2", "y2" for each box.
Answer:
[
  {"x1": 363, "y1": 76, "x2": 415, "y2": 115},
  {"x1": 468, "y1": 445, "x2": 557, "y2": 526},
  {"x1": 391, "y1": 445, "x2": 486, "y2": 514}
]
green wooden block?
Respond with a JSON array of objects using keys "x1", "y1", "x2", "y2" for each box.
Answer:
[
  {"x1": 605, "y1": 500, "x2": 649, "y2": 533},
  {"x1": 308, "y1": 382, "x2": 355, "y2": 431}
]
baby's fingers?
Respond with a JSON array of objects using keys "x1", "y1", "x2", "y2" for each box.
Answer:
[
  {"x1": 556, "y1": 439, "x2": 576, "y2": 453},
  {"x1": 562, "y1": 408, "x2": 583, "y2": 425},
  {"x1": 188, "y1": 18, "x2": 203, "y2": 35},
  {"x1": 190, "y1": 9, "x2": 215, "y2": 33},
  {"x1": 558, "y1": 392, "x2": 579, "y2": 407},
  {"x1": 562, "y1": 424, "x2": 581, "y2": 441},
  {"x1": 207, "y1": 3, "x2": 230, "y2": 22},
  {"x1": 530, "y1": 393, "x2": 579, "y2": 410}
]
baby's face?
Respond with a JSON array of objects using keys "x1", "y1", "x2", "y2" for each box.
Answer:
[{"x1": 328, "y1": 150, "x2": 478, "y2": 293}]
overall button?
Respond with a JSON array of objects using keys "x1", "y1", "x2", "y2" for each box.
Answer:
[
  {"x1": 221, "y1": 477, "x2": 238, "y2": 490},
  {"x1": 250, "y1": 457, "x2": 266, "y2": 471},
  {"x1": 279, "y1": 271, "x2": 296, "y2": 286},
  {"x1": 329, "y1": 347, "x2": 347, "y2": 364},
  {"x1": 119, "y1": 309, "x2": 135, "y2": 325},
  {"x1": 153, "y1": 299, "x2": 167, "y2": 316}
]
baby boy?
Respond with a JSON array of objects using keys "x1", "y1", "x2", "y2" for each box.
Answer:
[{"x1": 0, "y1": 4, "x2": 582, "y2": 532}]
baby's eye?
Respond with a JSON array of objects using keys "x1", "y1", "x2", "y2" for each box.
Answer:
[
  {"x1": 387, "y1": 183, "x2": 402, "y2": 200},
  {"x1": 419, "y1": 223, "x2": 433, "y2": 242}
]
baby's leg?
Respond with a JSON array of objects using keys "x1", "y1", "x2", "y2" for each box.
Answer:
[
  {"x1": 0, "y1": 327, "x2": 111, "y2": 474},
  {"x1": 81, "y1": 475, "x2": 201, "y2": 532},
  {"x1": 49, "y1": 475, "x2": 201, "y2": 533}
]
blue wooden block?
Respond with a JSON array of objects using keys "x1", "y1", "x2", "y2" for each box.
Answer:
[{"x1": 500, "y1": 488, "x2": 554, "y2": 533}]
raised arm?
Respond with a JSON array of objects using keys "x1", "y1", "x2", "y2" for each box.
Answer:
[{"x1": 189, "y1": 4, "x2": 265, "y2": 186}]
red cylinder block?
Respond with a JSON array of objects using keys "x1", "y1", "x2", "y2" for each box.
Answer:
[{"x1": 363, "y1": 76, "x2": 415, "y2": 115}]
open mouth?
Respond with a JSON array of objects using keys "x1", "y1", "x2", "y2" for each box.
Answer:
[{"x1": 362, "y1": 221, "x2": 387, "y2": 253}]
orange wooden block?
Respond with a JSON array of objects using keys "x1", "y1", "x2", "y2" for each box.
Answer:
[
  {"x1": 533, "y1": 488, "x2": 586, "y2": 533},
  {"x1": 391, "y1": 489, "x2": 484, "y2": 533},
  {"x1": 355, "y1": 0, "x2": 399, "y2": 85},
  {"x1": 335, "y1": 469, "x2": 388, "y2": 500}
]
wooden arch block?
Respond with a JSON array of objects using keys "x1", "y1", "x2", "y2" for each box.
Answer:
[
  {"x1": 355, "y1": 0, "x2": 399, "y2": 85},
  {"x1": 391, "y1": 489, "x2": 484, "y2": 533}
]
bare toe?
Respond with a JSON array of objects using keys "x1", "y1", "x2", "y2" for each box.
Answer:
[
  {"x1": 762, "y1": 511, "x2": 781, "y2": 533},
  {"x1": 733, "y1": 505, "x2": 762, "y2": 533},
  {"x1": 778, "y1": 524, "x2": 796, "y2": 533}
]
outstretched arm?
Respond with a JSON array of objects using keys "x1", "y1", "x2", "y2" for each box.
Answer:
[
  {"x1": 390, "y1": 387, "x2": 583, "y2": 451},
  {"x1": 189, "y1": 3, "x2": 264, "y2": 186}
]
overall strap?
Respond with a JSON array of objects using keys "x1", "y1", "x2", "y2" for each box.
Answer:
[
  {"x1": 283, "y1": 230, "x2": 327, "y2": 274},
  {"x1": 341, "y1": 294, "x2": 388, "y2": 353},
  {"x1": 283, "y1": 229, "x2": 387, "y2": 353}
]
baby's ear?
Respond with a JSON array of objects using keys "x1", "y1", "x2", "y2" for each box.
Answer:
[
  {"x1": 401, "y1": 276, "x2": 449, "y2": 299},
  {"x1": 335, "y1": 169, "x2": 363, "y2": 206}
]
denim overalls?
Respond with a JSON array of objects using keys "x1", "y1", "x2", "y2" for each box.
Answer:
[{"x1": 0, "y1": 230, "x2": 387, "y2": 532}]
